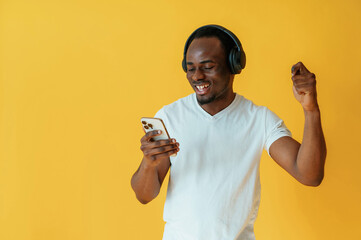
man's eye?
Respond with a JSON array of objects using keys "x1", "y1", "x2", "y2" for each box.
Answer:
[
  {"x1": 187, "y1": 68, "x2": 195, "y2": 72},
  {"x1": 204, "y1": 66, "x2": 214, "y2": 70}
]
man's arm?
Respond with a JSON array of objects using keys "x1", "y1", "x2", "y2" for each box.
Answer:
[
  {"x1": 269, "y1": 62, "x2": 326, "y2": 186},
  {"x1": 131, "y1": 130, "x2": 179, "y2": 204}
]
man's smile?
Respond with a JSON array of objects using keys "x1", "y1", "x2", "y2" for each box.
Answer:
[{"x1": 194, "y1": 82, "x2": 211, "y2": 95}]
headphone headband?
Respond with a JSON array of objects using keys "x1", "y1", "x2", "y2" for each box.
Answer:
[{"x1": 182, "y1": 24, "x2": 246, "y2": 74}]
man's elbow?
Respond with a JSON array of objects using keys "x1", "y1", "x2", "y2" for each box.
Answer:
[
  {"x1": 138, "y1": 198, "x2": 151, "y2": 205},
  {"x1": 132, "y1": 185, "x2": 159, "y2": 205},
  {"x1": 301, "y1": 174, "x2": 324, "y2": 187},
  {"x1": 136, "y1": 194, "x2": 155, "y2": 205}
]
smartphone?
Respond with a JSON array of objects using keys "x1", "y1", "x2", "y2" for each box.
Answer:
[{"x1": 141, "y1": 117, "x2": 176, "y2": 157}]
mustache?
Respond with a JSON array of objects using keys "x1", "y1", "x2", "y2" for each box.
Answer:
[{"x1": 192, "y1": 81, "x2": 211, "y2": 86}]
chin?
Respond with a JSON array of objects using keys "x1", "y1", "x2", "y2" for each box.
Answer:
[{"x1": 196, "y1": 94, "x2": 216, "y2": 105}]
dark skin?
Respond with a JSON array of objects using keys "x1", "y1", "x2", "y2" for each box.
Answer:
[
  {"x1": 269, "y1": 62, "x2": 326, "y2": 186},
  {"x1": 131, "y1": 37, "x2": 326, "y2": 204},
  {"x1": 185, "y1": 37, "x2": 236, "y2": 115},
  {"x1": 131, "y1": 131, "x2": 178, "y2": 204}
]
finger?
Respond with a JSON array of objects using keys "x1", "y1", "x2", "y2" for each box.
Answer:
[
  {"x1": 292, "y1": 74, "x2": 306, "y2": 81},
  {"x1": 292, "y1": 73, "x2": 316, "y2": 85},
  {"x1": 148, "y1": 138, "x2": 178, "y2": 149},
  {"x1": 293, "y1": 81, "x2": 316, "y2": 90},
  {"x1": 291, "y1": 62, "x2": 302, "y2": 76},
  {"x1": 145, "y1": 147, "x2": 180, "y2": 162},
  {"x1": 292, "y1": 76, "x2": 314, "y2": 84},
  {"x1": 294, "y1": 83, "x2": 315, "y2": 91},
  {"x1": 293, "y1": 76, "x2": 316, "y2": 88},
  {"x1": 145, "y1": 143, "x2": 179, "y2": 156},
  {"x1": 140, "y1": 139, "x2": 179, "y2": 153},
  {"x1": 291, "y1": 61, "x2": 311, "y2": 76},
  {"x1": 141, "y1": 130, "x2": 162, "y2": 143}
]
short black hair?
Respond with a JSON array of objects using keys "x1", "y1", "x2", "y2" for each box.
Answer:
[{"x1": 186, "y1": 27, "x2": 236, "y2": 60}]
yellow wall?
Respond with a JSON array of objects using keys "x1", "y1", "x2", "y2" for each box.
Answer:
[{"x1": 1, "y1": 0, "x2": 360, "y2": 239}]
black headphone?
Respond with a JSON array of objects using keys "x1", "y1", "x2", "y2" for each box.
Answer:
[{"x1": 182, "y1": 24, "x2": 246, "y2": 74}]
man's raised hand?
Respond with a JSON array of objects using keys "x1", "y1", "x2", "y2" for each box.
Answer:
[{"x1": 291, "y1": 62, "x2": 318, "y2": 112}]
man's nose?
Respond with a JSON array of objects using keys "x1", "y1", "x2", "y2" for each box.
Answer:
[{"x1": 192, "y1": 68, "x2": 205, "y2": 81}]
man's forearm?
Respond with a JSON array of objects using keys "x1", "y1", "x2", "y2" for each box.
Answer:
[
  {"x1": 296, "y1": 108, "x2": 327, "y2": 186},
  {"x1": 131, "y1": 160, "x2": 161, "y2": 204}
]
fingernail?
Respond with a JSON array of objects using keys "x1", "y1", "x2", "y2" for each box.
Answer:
[
  {"x1": 158, "y1": 130, "x2": 162, "y2": 134},
  {"x1": 172, "y1": 139, "x2": 176, "y2": 143}
]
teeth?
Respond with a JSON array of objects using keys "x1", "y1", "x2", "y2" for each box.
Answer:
[{"x1": 196, "y1": 84, "x2": 209, "y2": 91}]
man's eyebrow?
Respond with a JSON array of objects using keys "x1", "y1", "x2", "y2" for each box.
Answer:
[
  {"x1": 186, "y1": 60, "x2": 215, "y2": 65},
  {"x1": 200, "y1": 60, "x2": 215, "y2": 64}
]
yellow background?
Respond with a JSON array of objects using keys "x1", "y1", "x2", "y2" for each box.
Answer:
[{"x1": 1, "y1": 0, "x2": 360, "y2": 239}]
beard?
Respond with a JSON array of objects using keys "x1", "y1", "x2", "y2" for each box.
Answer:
[
  {"x1": 196, "y1": 94, "x2": 216, "y2": 105},
  {"x1": 195, "y1": 82, "x2": 231, "y2": 106}
]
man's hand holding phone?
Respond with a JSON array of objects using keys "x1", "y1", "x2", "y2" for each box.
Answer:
[
  {"x1": 140, "y1": 129, "x2": 179, "y2": 168},
  {"x1": 132, "y1": 118, "x2": 179, "y2": 204}
]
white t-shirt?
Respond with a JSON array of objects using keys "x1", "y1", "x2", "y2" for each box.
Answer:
[{"x1": 155, "y1": 93, "x2": 291, "y2": 240}]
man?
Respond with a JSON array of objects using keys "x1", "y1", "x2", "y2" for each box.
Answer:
[{"x1": 131, "y1": 25, "x2": 326, "y2": 240}]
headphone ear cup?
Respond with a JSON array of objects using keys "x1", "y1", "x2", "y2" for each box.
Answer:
[
  {"x1": 182, "y1": 58, "x2": 187, "y2": 72},
  {"x1": 229, "y1": 48, "x2": 242, "y2": 74},
  {"x1": 240, "y1": 50, "x2": 246, "y2": 70}
]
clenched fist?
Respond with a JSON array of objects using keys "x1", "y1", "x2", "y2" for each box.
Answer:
[{"x1": 291, "y1": 62, "x2": 319, "y2": 112}]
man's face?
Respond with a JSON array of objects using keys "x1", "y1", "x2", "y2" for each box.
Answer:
[{"x1": 186, "y1": 37, "x2": 234, "y2": 106}]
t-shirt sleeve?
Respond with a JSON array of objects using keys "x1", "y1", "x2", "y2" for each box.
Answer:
[
  {"x1": 264, "y1": 107, "x2": 292, "y2": 156},
  {"x1": 154, "y1": 107, "x2": 165, "y2": 119}
]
